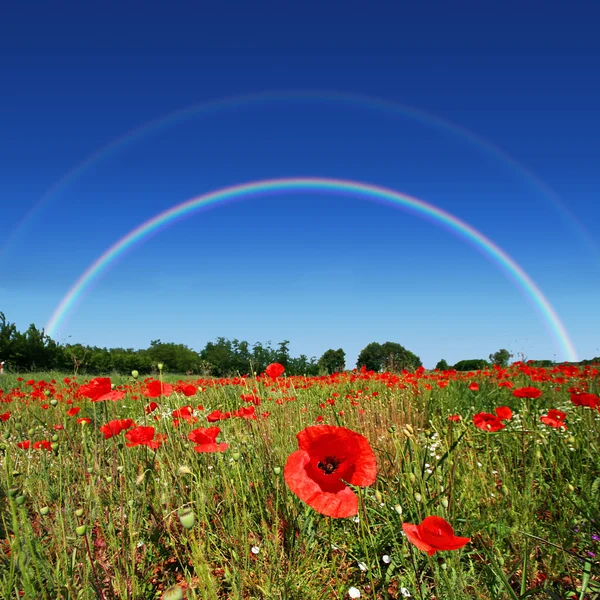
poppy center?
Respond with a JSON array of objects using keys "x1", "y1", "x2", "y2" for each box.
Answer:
[{"x1": 318, "y1": 456, "x2": 341, "y2": 475}]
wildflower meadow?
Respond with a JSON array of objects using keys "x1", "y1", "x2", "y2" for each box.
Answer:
[{"x1": 1, "y1": 362, "x2": 599, "y2": 599}]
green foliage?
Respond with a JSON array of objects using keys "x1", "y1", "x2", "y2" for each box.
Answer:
[
  {"x1": 489, "y1": 348, "x2": 513, "y2": 367},
  {"x1": 317, "y1": 348, "x2": 346, "y2": 374},
  {"x1": 356, "y1": 341, "x2": 422, "y2": 372},
  {"x1": 453, "y1": 358, "x2": 490, "y2": 371},
  {"x1": 435, "y1": 358, "x2": 450, "y2": 371}
]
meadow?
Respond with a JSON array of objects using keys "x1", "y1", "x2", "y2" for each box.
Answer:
[{"x1": 0, "y1": 362, "x2": 599, "y2": 600}]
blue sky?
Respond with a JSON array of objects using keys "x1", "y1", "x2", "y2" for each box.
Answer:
[{"x1": 1, "y1": 0, "x2": 599, "y2": 369}]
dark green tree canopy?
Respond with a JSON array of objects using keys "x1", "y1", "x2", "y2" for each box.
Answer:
[
  {"x1": 489, "y1": 348, "x2": 513, "y2": 367},
  {"x1": 356, "y1": 341, "x2": 422, "y2": 373},
  {"x1": 318, "y1": 348, "x2": 346, "y2": 374}
]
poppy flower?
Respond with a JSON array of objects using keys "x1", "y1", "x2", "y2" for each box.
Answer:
[
  {"x1": 473, "y1": 412, "x2": 505, "y2": 432},
  {"x1": 187, "y1": 427, "x2": 228, "y2": 453},
  {"x1": 17, "y1": 440, "x2": 31, "y2": 449},
  {"x1": 512, "y1": 387, "x2": 542, "y2": 399},
  {"x1": 448, "y1": 415, "x2": 461, "y2": 422},
  {"x1": 144, "y1": 380, "x2": 174, "y2": 398},
  {"x1": 206, "y1": 409, "x2": 231, "y2": 422},
  {"x1": 96, "y1": 390, "x2": 126, "y2": 402},
  {"x1": 284, "y1": 425, "x2": 377, "y2": 518},
  {"x1": 125, "y1": 426, "x2": 165, "y2": 449},
  {"x1": 66, "y1": 406, "x2": 81, "y2": 417},
  {"x1": 179, "y1": 384, "x2": 197, "y2": 397},
  {"x1": 33, "y1": 440, "x2": 52, "y2": 451},
  {"x1": 99, "y1": 418, "x2": 135, "y2": 440},
  {"x1": 77, "y1": 417, "x2": 92, "y2": 425},
  {"x1": 265, "y1": 363, "x2": 285, "y2": 379},
  {"x1": 494, "y1": 406, "x2": 513, "y2": 421},
  {"x1": 402, "y1": 516, "x2": 470, "y2": 556},
  {"x1": 0, "y1": 411, "x2": 10, "y2": 422},
  {"x1": 541, "y1": 409, "x2": 567, "y2": 429},
  {"x1": 145, "y1": 401, "x2": 159, "y2": 414},
  {"x1": 570, "y1": 393, "x2": 598, "y2": 409},
  {"x1": 468, "y1": 382, "x2": 479, "y2": 391},
  {"x1": 78, "y1": 378, "x2": 112, "y2": 401}
]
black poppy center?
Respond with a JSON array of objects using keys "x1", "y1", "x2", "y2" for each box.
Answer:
[{"x1": 318, "y1": 456, "x2": 341, "y2": 475}]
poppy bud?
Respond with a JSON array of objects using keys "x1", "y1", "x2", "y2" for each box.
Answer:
[
  {"x1": 40, "y1": 506, "x2": 49, "y2": 516},
  {"x1": 87, "y1": 467, "x2": 93, "y2": 474},
  {"x1": 441, "y1": 497, "x2": 449, "y2": 509},
  {"x1": 52, "y1": 435, "x2": 59, "y2": 442},
  {"x1": 232, "y1": 452, "x2": 241, "y2": 461},
  {"x1": 394, "y1": 504, "x2": 403, "y2": 515},
  {"x1": 76, "y1": 525, "x2": 87, "y2": 536},
  {"x1": 131, "y1": 370, "x2": 139, "y2": 379},
  {"x1": 51, "y1": 442, "x2": 59, "y2": 451},
  {"x1": 375, "y1": 490, "x2": 383, "y2": 504},
  {"x1": 157, "y1": 363, "x2": 164, "y2": 371},
  {"x1": 162, "y1": 585, "x2": 184, "y2": 600},
  {"x1": 50, "y1": 399, "x2": 58, "y2": 406},
  {"x1": 273, "y1": 466, "x2": 281, "y2": 475},
  {"x1": 75, "y1": 508, "x2": 84, "y2": 517},
  {"x1": 409, "y1": 473, "x2": 416, "y2": 485},
  {"x1": 178, "y1": 466, "x2": 192, "y2": 475},
  {"x1": 128, "y1": 500, "x2": 135, "y2": 508},
  {"x1": 567, "y1": 483, "x2": 575, "y2": 493},
  {"x1": 105, "y1": 476, "x2": 112, "y2": 483},
  {"x1": 414, "y1": 493, "x2": 422, "y2": 503},
  {"x1": 8, "y1": 488, "x2": 19, "y2": 498},
  {"x1": 178, "y1": 507, "x2": 195, "y2": 530},
  {"x1": 15, "y1": 495, "x2": 26, "y2": 505},
  {"x1": 117, "y1": 465, "x2": 124, "y2": 474}
]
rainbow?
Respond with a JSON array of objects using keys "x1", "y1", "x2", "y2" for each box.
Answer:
[
  {"x1": 3, "y1": 90, "x2": 598, "y2": 263},
  {"x1": 44, "y1": 177, "x2": 579, "y2": 361}
]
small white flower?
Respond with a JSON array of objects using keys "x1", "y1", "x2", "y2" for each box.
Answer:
[
  {"x1": 477, "y1": 462, "x2": 483, "y2": 467},
  {"x1": 400, "y1": 587, "x2": 411, "y2": 597},
  {"x1": 394, "y1": 504, "x2": 403, "y2": 515},
  {"x1": 353, "y1": 516, "x2": 360, "y2": 523},
  {"x1": 382, "y1": 554, "x2": 391, "y2": 564},
  {"x1": 358, "y1": 561, "x2": 367, "y2": 571},
  {"x1": 348, "y1": 587, "x2": 361, "y2": 599},
  {"x1": 251, "y1": 545, "x2": 260, "y2": 554}
]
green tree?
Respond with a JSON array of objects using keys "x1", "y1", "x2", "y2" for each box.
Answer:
[
  {"x1": 435, "y1": 359, "x2": 450, "y2": 371},
  {"x1": 453, "y1": 359, "x2": 490, "y2": 372},
  {"x1": 489, "y1": 348, "x2": 513, "y2": 368},
  {"x1": 318, "y1": 348, "x2": 346, "y2": 374},
  {"x1": 380, "y1": 341, "x2": 422, "y2": 372},
  {"x1": 356, "y1": 342, "x2": 384, "y2": 372}
]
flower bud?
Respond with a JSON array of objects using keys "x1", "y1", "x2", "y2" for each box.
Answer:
[
  {"x1": 157, "y1": 363, "x2": 164, "y2": 371},
  {"x1": 76, "y1": 525, "x2": 87, "y2": 536},
  {"x1": 52, "y1": 434, "x2": 59, "y2": 442},
  {"x1": 8, "y1": 488, "x2": 19, "y2": 498},
  {"x1": 15, "y1": 495, "x2": 26, "y2": 505},
  {"x1": 131, "y1": 370, "x2": 139, "y2": 379},
  {"x1": 409, "y1": 473, "x2": 416, "y2": 485},
  {"x1": 178, "y1": 506, "x2": 195, "y2": 530},
  {"x1": 394, "y1": 504, "x2": 403, "y2": 515},
  {"x1": 75, "y1": 508, "x2": 84, "y2": 517},
  {"x1": 375, "y1": 490, "x2": 383, "y2": 504},
  {"x1": 162, "y1": 586, "x2": 184, "y2": 600},
  {"x1": 414, "y1": 493, "x2": 422, "y2": 503},
  {"x1": 273, "y1": 466, "x2": 281, "y2": 475},
  {"x1": 40, "y1": 506, "x2": 49, "y2": 516},
  {"x1": 50, "y1": 399, "x2": 58, "y2": 407},
  {"x1": 441, "y1": 497, "x2": 449, "y2": 509},
  {"x1": 232, "y1": 451, "x2": 241, "y2": 461}
]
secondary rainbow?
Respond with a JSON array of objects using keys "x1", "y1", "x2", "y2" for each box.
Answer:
[{"x1": 44, "y1": 177, "x2": 579, "y2": 361}]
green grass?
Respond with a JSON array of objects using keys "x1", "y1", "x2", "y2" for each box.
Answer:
[{"x1": 0, "y1": 366, "x2": 599, "y2": 599}]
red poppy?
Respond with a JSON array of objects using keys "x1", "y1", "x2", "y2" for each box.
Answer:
[
  {"x1": 78, "y1": 377, "x2": 112, "y2": 401},
  {"x1": 284, "y1": 425, "x2": 377, "y2": 518},
  {"x1": 0, "y1": 411, "x2": 10, "y2": 422},
  {"x1": 206, "y1": 409, "x2": 231, "y2": 422},
  {"x1": 473, "y1": 412, "x2": 505, "y2": 432},
  {"x1": 96, "y1": 390, "x2": 126, "y2": 402},
  {"x1": 77, "y1": 417, "x2": 92, "y2": 425},
  {"x1": 17, "y1": 440, "x2": 31, "y2": 449},
  {"x1": 265, "y1": 363, "x2": 285, "y2": 379},
  {"x1": 187, "y1": 427, "x2": 229, "y2": 453},
  {"x1": 512, "y1": 387, "x2": 542, "y2": 399},
  {"x1": 468, "y1": 382, "x2": 479, "y2": 391},
  {"x1": 125, "y1": 426, "x2": 165, "y2": 449},
  {"x1": 494, "y1": 406, "x2": 513, "y2": 421},
  {"x1": 144, "y1": 380, "x2": 174, "y2": 398},
  {"x1": 99, "y1": 418, "x2": 135, "y2": 440},
  {"x1": 402, "y1": 516, "x2": 470, "y2": 556},
  {"x1": 448, "y1": 415, "x2": 461, "y2": 422},
  {"x1": 66, "y1": 406, "x2": 81, "y2": 417},
  {"x1": 33, "y1": 440, "x2": 52, "y2": 451},
  {"x1": 145, "y1": 401, "x2": 159, "y2": 414},
  {"x1": 179, "y1": 384, "x2": 197, "y2": 397},
  {"x1": 541, "y1": 409, "x2": 567, "y2": 429},
  {"x1": 570, "y1": 393, "x2": 598, "y2": 409}
]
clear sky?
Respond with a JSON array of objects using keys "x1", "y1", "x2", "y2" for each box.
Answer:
[{"x1": 1, "y1": 0, "x2": 599, "y2": 369}]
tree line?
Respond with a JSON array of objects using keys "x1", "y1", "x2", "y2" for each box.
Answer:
[{"x1": 0, "y1": 312, "x2": 596, "y2": 376}]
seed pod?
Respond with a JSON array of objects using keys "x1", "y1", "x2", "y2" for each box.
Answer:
[
  {"x1": 76, "y1": 525, "x2": 87, "y2": 536},
  {"x1": 75, "y1": 508, "x2": 84, "y2": 517}
]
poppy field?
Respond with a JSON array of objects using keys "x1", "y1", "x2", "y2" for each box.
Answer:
[{"x1": 1, "y1": 362, "x2": 599, "y2": 599}]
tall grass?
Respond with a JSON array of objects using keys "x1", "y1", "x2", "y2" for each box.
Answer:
[{"x1": 0, "y1": 366, "x2": 599, "y2": 599}]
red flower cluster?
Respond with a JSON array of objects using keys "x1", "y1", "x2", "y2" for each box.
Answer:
[
  {"x1": 125, "y1": 426, "x2": 166, "y2": 449},
  {"x1": 512, "y1": 387, "x2": 542, "y2": 399},
  {"x1": 473, "y1": 406, "x2": 512, "y2": 432},
  {"x1": 540, "y1": 409, "x2": 567, "y2": 429},
  {"x1": 99, "y1": 418, "x2": 135, "y2": 439}
]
